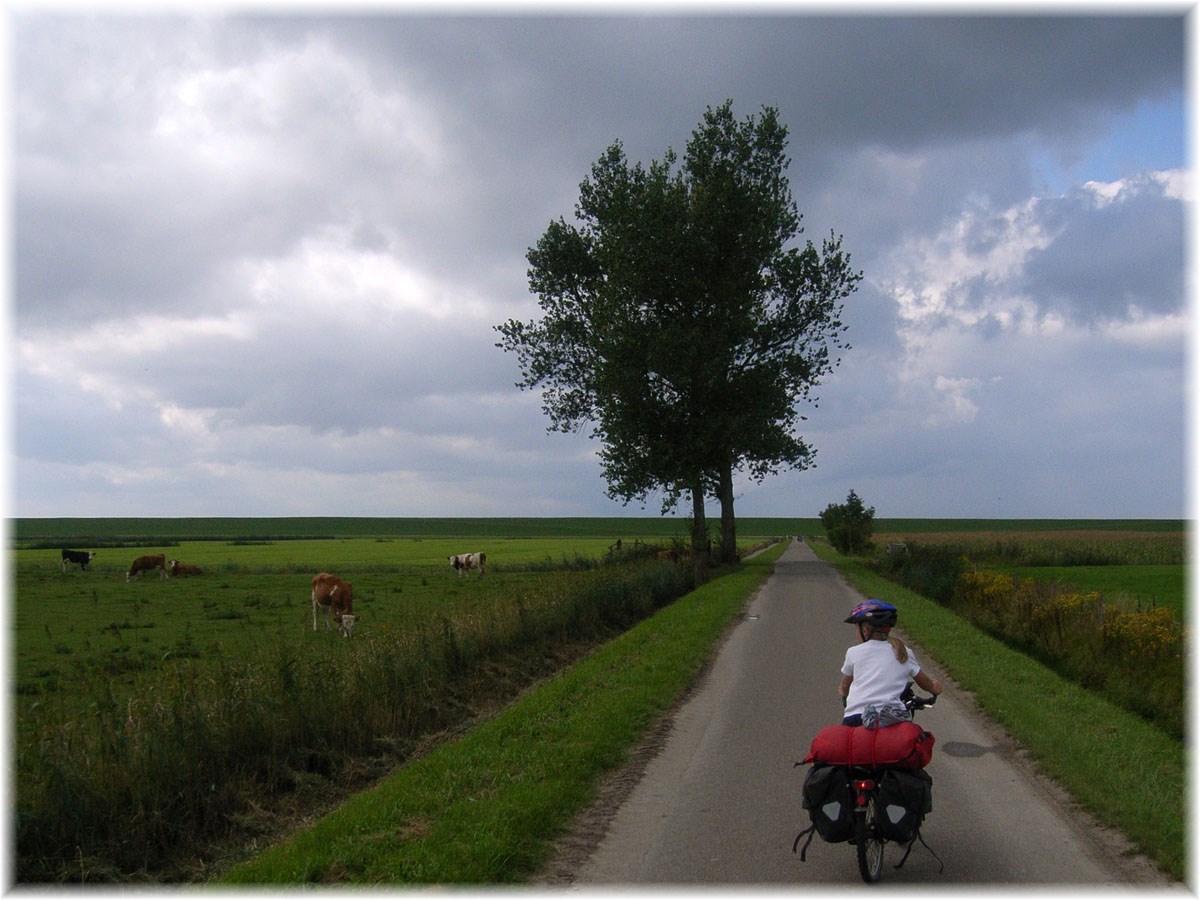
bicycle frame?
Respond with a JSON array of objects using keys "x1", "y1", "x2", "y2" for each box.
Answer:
[{"x1": 850, "y1": 768, "x2": 886, "y2": 882}]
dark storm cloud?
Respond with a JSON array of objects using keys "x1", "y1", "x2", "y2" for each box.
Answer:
[
  {"x1": 316, "y1": 15, "x2": 1183, "y2": 149},
  {"x1": 1021, "y1": 177, "x2": 1185, "y2": 321},
  {"x1": 299, "y1": 14, "x2": 1185, "y2": 253}
]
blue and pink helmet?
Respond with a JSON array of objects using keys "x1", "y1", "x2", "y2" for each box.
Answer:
[{"x1": 844, "y1": 599, "x2": 898, "y2": 628}]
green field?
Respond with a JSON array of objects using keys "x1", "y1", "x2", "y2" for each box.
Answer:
[
  {"x1": 12, "y1": 518, "x2": 1187, "y2": 883},
  {"x1": 17, "y1": 519, "x2": 1185, "y2": 717},
  {"x1": 13, "y1": 516, "x2": 811, "y2": 545},
  {"x1": 14, "y1": 535, "x2": 702, "y2": 718},
  {"x1": 21, "y1": 535, "x2": 660, "y2": 576},
  {"x1": 16, "y1": 516, "x2": 1183, "y2": 546},
  {"x1": 1008, "y1": 565, "x2": 1184, "y2": 616},
  {"x1": 14, "y1": 526, "x2": 723, "y2": 882}
]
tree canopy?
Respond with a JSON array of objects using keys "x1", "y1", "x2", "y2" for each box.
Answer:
[{"x1": 497, "y1": 101, "x2": 861, "y2": 574}]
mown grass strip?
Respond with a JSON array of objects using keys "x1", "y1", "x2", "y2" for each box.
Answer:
[
  {"x1": 221, "y1": 544, "x2": 786, "y2": 884},
  {"x1": 810, "y1": 542, "x2": 1185, "y2": 881}
]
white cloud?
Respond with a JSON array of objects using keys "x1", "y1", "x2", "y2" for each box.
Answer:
[
  {"x1": 1153, "y1": 168, "x2": 1189, "y2": 201},
  {"x1": 929, "y1": 374, "x2": 983, "y2": 425},
  {"x1": 882, "y1": 196, "x2": 1054, "y2": 332},
  {"x1": 151, "y1": 32, "x2": 447, "y2": 180},
  {"x1": 241, "y1": 226, "x2": 494, "y2": 321},
  {"x1": 1100, "y1": 309, "x2": 1189, "y2": 347},
  {"x1": 1085, "y1": 168, "x2": 1189, "y2": 205}
]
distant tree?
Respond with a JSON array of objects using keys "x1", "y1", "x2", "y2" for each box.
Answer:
[
  {"x1": 497, "y1": 101, "x2": 860, "y2": 577},
  {"x1": 819, "y1": 489, "x2": 875, "y2": 555}
]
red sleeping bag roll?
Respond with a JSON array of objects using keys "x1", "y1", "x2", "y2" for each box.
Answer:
[{"x1": 804, "y1": 722, "x2": 935, "y2": 769}]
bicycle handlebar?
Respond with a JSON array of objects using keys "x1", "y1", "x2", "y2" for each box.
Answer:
[{"x1": 899, "y1": 683, "x2": 938, "y2": 711}]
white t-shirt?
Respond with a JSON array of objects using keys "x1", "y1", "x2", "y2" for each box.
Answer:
[{"x1": 841, "y1": 639, "x2": 921, "y2": 720}]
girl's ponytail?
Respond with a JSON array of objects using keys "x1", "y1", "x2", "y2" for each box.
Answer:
[{"x1": 888, "y1": 635, "x2": 909, "y2": 664}]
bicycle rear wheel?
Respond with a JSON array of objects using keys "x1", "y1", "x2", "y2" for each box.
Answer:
[{"x1": 855, "y1": 795, "x2": 885, "y2": 883}]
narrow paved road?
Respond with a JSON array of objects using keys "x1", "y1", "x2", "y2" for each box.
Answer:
[{"x1": 564, "y1": 540, "x2": 1172, "y2": 886}]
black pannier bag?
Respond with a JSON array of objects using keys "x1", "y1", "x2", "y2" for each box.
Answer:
[
  {"x1": 801, "y1": 763, "x2": 855, "y2": 842},
  {"x1": 875, "y1": 768, "x2": 933, "y2": 843}
]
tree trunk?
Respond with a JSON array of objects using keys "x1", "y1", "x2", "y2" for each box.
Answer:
[
  {"x1": 718, "y1": 462, "x2": 738, "y2": 564},
  {"x1": 690, "y1": 484, "x2": 709, "y2": 583}
]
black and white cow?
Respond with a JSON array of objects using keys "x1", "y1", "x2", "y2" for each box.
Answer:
[{"x1": 61, "y1": 549, "x2": 96, "y2": 572}]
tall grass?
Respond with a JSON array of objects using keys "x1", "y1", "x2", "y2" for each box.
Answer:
[
  {"x1": 870, "y1": 542, "x2": 1185, "y2": 737},
  {"x1": 952, "y1": 568, "x2": 1183, "y2": 736},
  {"x1": 875, "y1": 530, "x2": 1185, "y2": 566},
  {"x1": 16, "y1": 558, "x2": 693, "y2": 882}
]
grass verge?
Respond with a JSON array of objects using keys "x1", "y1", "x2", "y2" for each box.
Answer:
[
  {"x1": 810, "y1": 541, "x2": 1185, "y2": 882},
  {"x1": 221, "y1": 543, "x2": 786, "y2": 884}
]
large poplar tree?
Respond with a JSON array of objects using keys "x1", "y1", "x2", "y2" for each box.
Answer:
[{"x1": 497, "y1": 101, "x2": 860, "y2": 574}]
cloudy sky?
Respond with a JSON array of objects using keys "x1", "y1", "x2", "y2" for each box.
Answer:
[{"x1": 10, "y1": 9, "x2": 1188, "y2": 521}]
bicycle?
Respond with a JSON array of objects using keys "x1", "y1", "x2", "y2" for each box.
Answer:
[
  {"x1": 795, "y1": 685, "x2": 942, "y2": 883},
  {"x1": 848, "y1": 688, "x2": 937, "y2": 882}
]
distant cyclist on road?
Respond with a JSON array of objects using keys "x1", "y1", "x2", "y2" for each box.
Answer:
[{"x1": 838, "y1": 600, "x2": 942, "y2": 727}]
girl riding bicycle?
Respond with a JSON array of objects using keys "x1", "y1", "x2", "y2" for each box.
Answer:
[{"x1": 838, "y1": 600, "x2": 941, "y2": 727}]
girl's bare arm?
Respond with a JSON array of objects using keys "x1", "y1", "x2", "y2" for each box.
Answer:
[{"x1": 914, "y1": 670, "x2": 942, "y2": 695}]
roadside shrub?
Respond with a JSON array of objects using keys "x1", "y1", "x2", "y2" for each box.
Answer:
[
  {"x1": 1026, "y1": 586, "x2": 1104, "y2": 661},
  {"x1": 819, "y1": 490, "x2": 875, "y2": 555},
  {"x1": 1101, "y1": 606, "x2": 1185, "y2": 724},
  {"x1": 871, "y1": 545, "x2": 965, "y2": 606},
  {"x1": 1103, "y1": 606, "x2": 1180, "y2": 662}
]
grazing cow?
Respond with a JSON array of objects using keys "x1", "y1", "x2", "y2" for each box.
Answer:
[
  {"x1": 167, "y1": 560, "x2": 203, "y2": 576},
  {"x1": 61, "y1": 549, "x2": 96, "y2": 572},
  {"x1": 126, "y1": 554, "x2": 167, "y2": 582},
  {"x1": 448, "y1": 551, "x2": 486, "y2": 577},
  {"x1": 312, "y1": 573, "x2": 355, "y2": 636},
  {"x1": 656, "y1": 548, "x2": 690, "y2": 563}
]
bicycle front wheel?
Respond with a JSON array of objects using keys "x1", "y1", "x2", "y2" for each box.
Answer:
[{"x1": 855, "y1": 795, "x2": 885, "y2": 883}]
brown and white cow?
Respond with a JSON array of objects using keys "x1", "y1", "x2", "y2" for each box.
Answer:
[
  {"x1": 448, "y1": 551, "x2": 486, "y2": 578},
  {"x1": 312, "y1": 572, "x2": 356, "y2": 637},
  {"x1": 656, "y1": 548, "x2": 689, "y2": 563},
  {"x1": 61, "y1": 549, "x2": 96, "y2": 572},
  {"x1": 168, "y1": 560, "x2": 203, "y2": 576},
  {"x1": 126, "y1": 554, "x2": 167, "y2": 581}
]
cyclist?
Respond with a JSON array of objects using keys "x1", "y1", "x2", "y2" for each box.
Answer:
[{"x1": 838, "y1": 600, "x2": 941, "y2": 727}]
